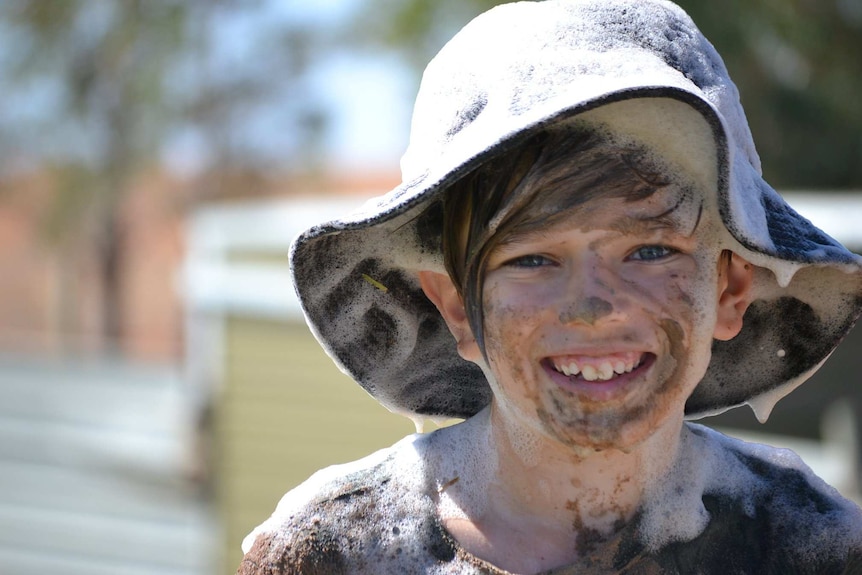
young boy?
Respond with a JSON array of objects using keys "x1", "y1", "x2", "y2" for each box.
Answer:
[{"x1": 238, "y1": 0, "x2": 862, "y2": 573}]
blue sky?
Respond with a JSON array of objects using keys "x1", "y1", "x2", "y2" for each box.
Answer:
[
  {"x1": 263, "y1": 0, "x2": 415, "y2": 170},
  {"x1": 180, "y1": 0, "x2": 416, "y2": 174}
]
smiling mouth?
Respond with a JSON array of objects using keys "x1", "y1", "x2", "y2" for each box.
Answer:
[{"x1": 547, "y1": 351, "x2": 651, "y2": 383}]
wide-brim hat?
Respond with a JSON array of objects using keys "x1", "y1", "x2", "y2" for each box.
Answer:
[{"x1": 291, "y1": 0, "x2": 862, "y2": 423}]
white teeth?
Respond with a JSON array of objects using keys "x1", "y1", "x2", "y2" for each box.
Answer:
[
  {"x1": 597, "y1": 362, "x2": 614, "y2": 380},
  {"x1": 553, "y1": 354, "x2": 644, "y2": 381}
]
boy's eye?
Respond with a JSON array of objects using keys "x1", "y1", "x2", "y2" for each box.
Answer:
[
  {"x1": 628, "y1": 245, "x2": 677, "y2": 262},
  {"x1": 504, "y1": 254, "x2": 555, "y2": 268}
]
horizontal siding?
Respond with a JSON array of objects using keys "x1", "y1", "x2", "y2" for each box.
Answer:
[{"x1": 218, "y1": 317, "x2": 414, "y2": 573}]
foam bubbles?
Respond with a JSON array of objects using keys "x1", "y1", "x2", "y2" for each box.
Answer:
[
  {"x1": 242, "y1": 417, "x2": 862, "y2": 572},
  {"x1": 427, "y1": 408, "x2": 498, "y2": 521},
  {"x1": 502, "y1": 416, "x2": 543, "y2": 468},
  {"x1": 639, "y1": 425, "x2": 714, "y2": 549},
  {"x1": 771, "y1": 260, "x2": 804, "y2": 288},
  {"x1": 639, "y1": 422, "x2": 862, "y2": 556},
  {"x1": 690, "y1": 424, "x2": 862, "y2": 561}
]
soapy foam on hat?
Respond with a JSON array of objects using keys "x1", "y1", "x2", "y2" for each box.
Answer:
[
  {"x1": 698, "y1": 263, "x2": 862, "y2": 419},
  {"x1": 292, "y1": 215, "x2": 489, "y2": 419},
  {"x1": 293, "y1": 90, "x2": 862, "y2": 424},
  {"x1": 295, "y1": 96, "x2": 860, "y2": 426}
]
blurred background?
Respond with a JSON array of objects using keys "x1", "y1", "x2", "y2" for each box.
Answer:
[{"x1": 0, "y1": 0, "x2": 860, "y2": 573}]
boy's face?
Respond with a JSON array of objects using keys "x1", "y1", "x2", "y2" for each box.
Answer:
[{"x1": 474, "y1": 184, "x2": 730, "y2": 451}]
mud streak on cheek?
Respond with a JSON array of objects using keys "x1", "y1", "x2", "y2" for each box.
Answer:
[
  {"x1": 657, "y1": 318, "x2": 684, "y2": 395},
  {"x1": 482, "y1": 296, "x2": 537, "y2": 400},
  {"x1": 677, "y1": 289, "x2": 695, "y2": 308}
]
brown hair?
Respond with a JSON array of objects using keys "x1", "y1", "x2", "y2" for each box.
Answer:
[{"x1": 440, "y1": 126, "x2": 671, "y2": 354}]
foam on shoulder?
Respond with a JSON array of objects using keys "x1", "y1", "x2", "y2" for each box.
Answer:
[
  {"x1": 241, "y1": 433, "x2": 426, "y2": 554},
  {"x1": 639, "y1": 423, "x2": 862, "y2": 557},
  {"x1": 708, "y1": 427, "x2": 862, "y2": 562},
  {"x1": 424, "y1": 408, "x2": 498, "y2": 521}
]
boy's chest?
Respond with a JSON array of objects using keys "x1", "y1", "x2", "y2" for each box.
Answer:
[{"x1": 241, "y1": 488, "x2": 849, "y2": 575}]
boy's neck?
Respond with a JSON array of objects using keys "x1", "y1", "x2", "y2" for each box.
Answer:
[
  {"x1": 435, "y1": 405, "x2": 685, "y2": 572},
  {"x1": 488, "y1": 403, "x2": 682, "y2": 526}
]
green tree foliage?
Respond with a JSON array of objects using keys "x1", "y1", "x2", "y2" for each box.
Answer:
[
  {"x1": 0, "y1": 0, "x2": 195, "y2": 348},
  {"x1": 676, "y1": 0, "x2": 862, "y2": 188},
  {"x1": 0, "y1": 0, "x2": 329, "y2": 352},
  {"x1": 348, "y1": 0, "x2": 503, "y2": 73}
]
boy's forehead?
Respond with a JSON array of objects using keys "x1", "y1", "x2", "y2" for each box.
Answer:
[
  {"x1": 537, "y1": 181, "x2": 704, "y2": 236},
  {"x1": 495, "y1": 190, "x2": 707, "y2": 253},
  {"x1": 619, "y1": 185, "x2": 703, "y2": 230}
]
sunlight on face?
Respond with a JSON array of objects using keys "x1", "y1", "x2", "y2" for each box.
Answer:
[{"x1": 480, "y1": 184, "x2": 723, "y2": 451}]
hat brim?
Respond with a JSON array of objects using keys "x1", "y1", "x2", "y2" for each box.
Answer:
[
  {"x1": 291, "y1": 90, "x2": 861, "y2": 422},
  {"x1": 291, "y1": 0, "x2": 862, "y2": 422}
]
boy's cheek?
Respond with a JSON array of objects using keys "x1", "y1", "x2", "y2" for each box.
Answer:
[{"x1": 483, "y1": 287, "x2": 550, "y2": 327}]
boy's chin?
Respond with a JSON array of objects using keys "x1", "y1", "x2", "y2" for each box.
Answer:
[{"x1": 534, "y1": 404, "x2": 683, "y2": 455}]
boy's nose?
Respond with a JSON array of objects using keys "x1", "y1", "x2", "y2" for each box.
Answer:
[{"x1": 558, "y1": 296, "x2": 614, "y2": 326}]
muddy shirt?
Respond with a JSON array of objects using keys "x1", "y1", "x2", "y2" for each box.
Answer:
[{"x1": 237, "y1": 424, "x2": 862, "y2": 574}]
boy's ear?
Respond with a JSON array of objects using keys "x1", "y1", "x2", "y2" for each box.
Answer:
[
  {"x1": 418, "y1": 271, "x2": 482, "y2": 362},
  {"x1": 714, "y1": 251, "x2": 755, "y2": 341}
]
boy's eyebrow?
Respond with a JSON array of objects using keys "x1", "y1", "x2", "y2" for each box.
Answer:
[
  {"x1": 639, "y1": 192, "x2": 688, "y2": 221},
  {"x1": 498, "y1": 195, "x2": 704, "y2": 246},
  {"x1": 620, "y1": 196, "x2": 704, "y2": 237}
]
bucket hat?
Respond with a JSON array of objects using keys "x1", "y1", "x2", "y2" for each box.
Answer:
[{"x1": 290, "y1": 0, "x2": 862, "y2": 423}]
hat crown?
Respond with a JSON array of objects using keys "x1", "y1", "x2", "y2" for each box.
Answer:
[{"x1": 402, "y1": 0, "x2": 760, "y2": 184}]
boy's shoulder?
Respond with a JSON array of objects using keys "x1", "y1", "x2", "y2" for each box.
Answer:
[
  {"x1": 687, "y1": 423, "x2": 861, "y2": 521},
  {"x1": 236, "y1": 433, "x2": 462, "y2": 575},
  {"x1": 236, "y1": 424, "x2": 862, "y2": 574},
  {"x1": 655, "y1": 424, "x2": 862, "y2": 573}
]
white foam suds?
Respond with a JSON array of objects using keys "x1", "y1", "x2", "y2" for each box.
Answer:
[
  {"x1": 503, "y1": 417, "x2": 543, "y2": 468},
  {"x1": 411, "y1": 415, "x2": 426, "y2": 434},
  {"x1": 747, "y1": 353, "x2": 831, "y2": 423},
  {"x1": 639, "y1": 426, "x2": 713, "y2": 549},
  {"x1": 641, "y1": 423, "x2": 862, "y2": 555},
  {"x1": 705, "y1": 425, "x2": 862, "y2": 561},
  {"x1": 770, "y1": 261, "x2": 804, "y2": 288},
  {"x1": 747, "y1": 389, "x2": 784, "y2": 424},
  {"x1": 240, "y1": 436, "x2": 414, "y2": 553},
  {"x1": 400, "y1": 412, "x2": 456, "y2": 434},
  {"x1": 427, "y1": 409, "x2": 498, "y2": 522}
]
